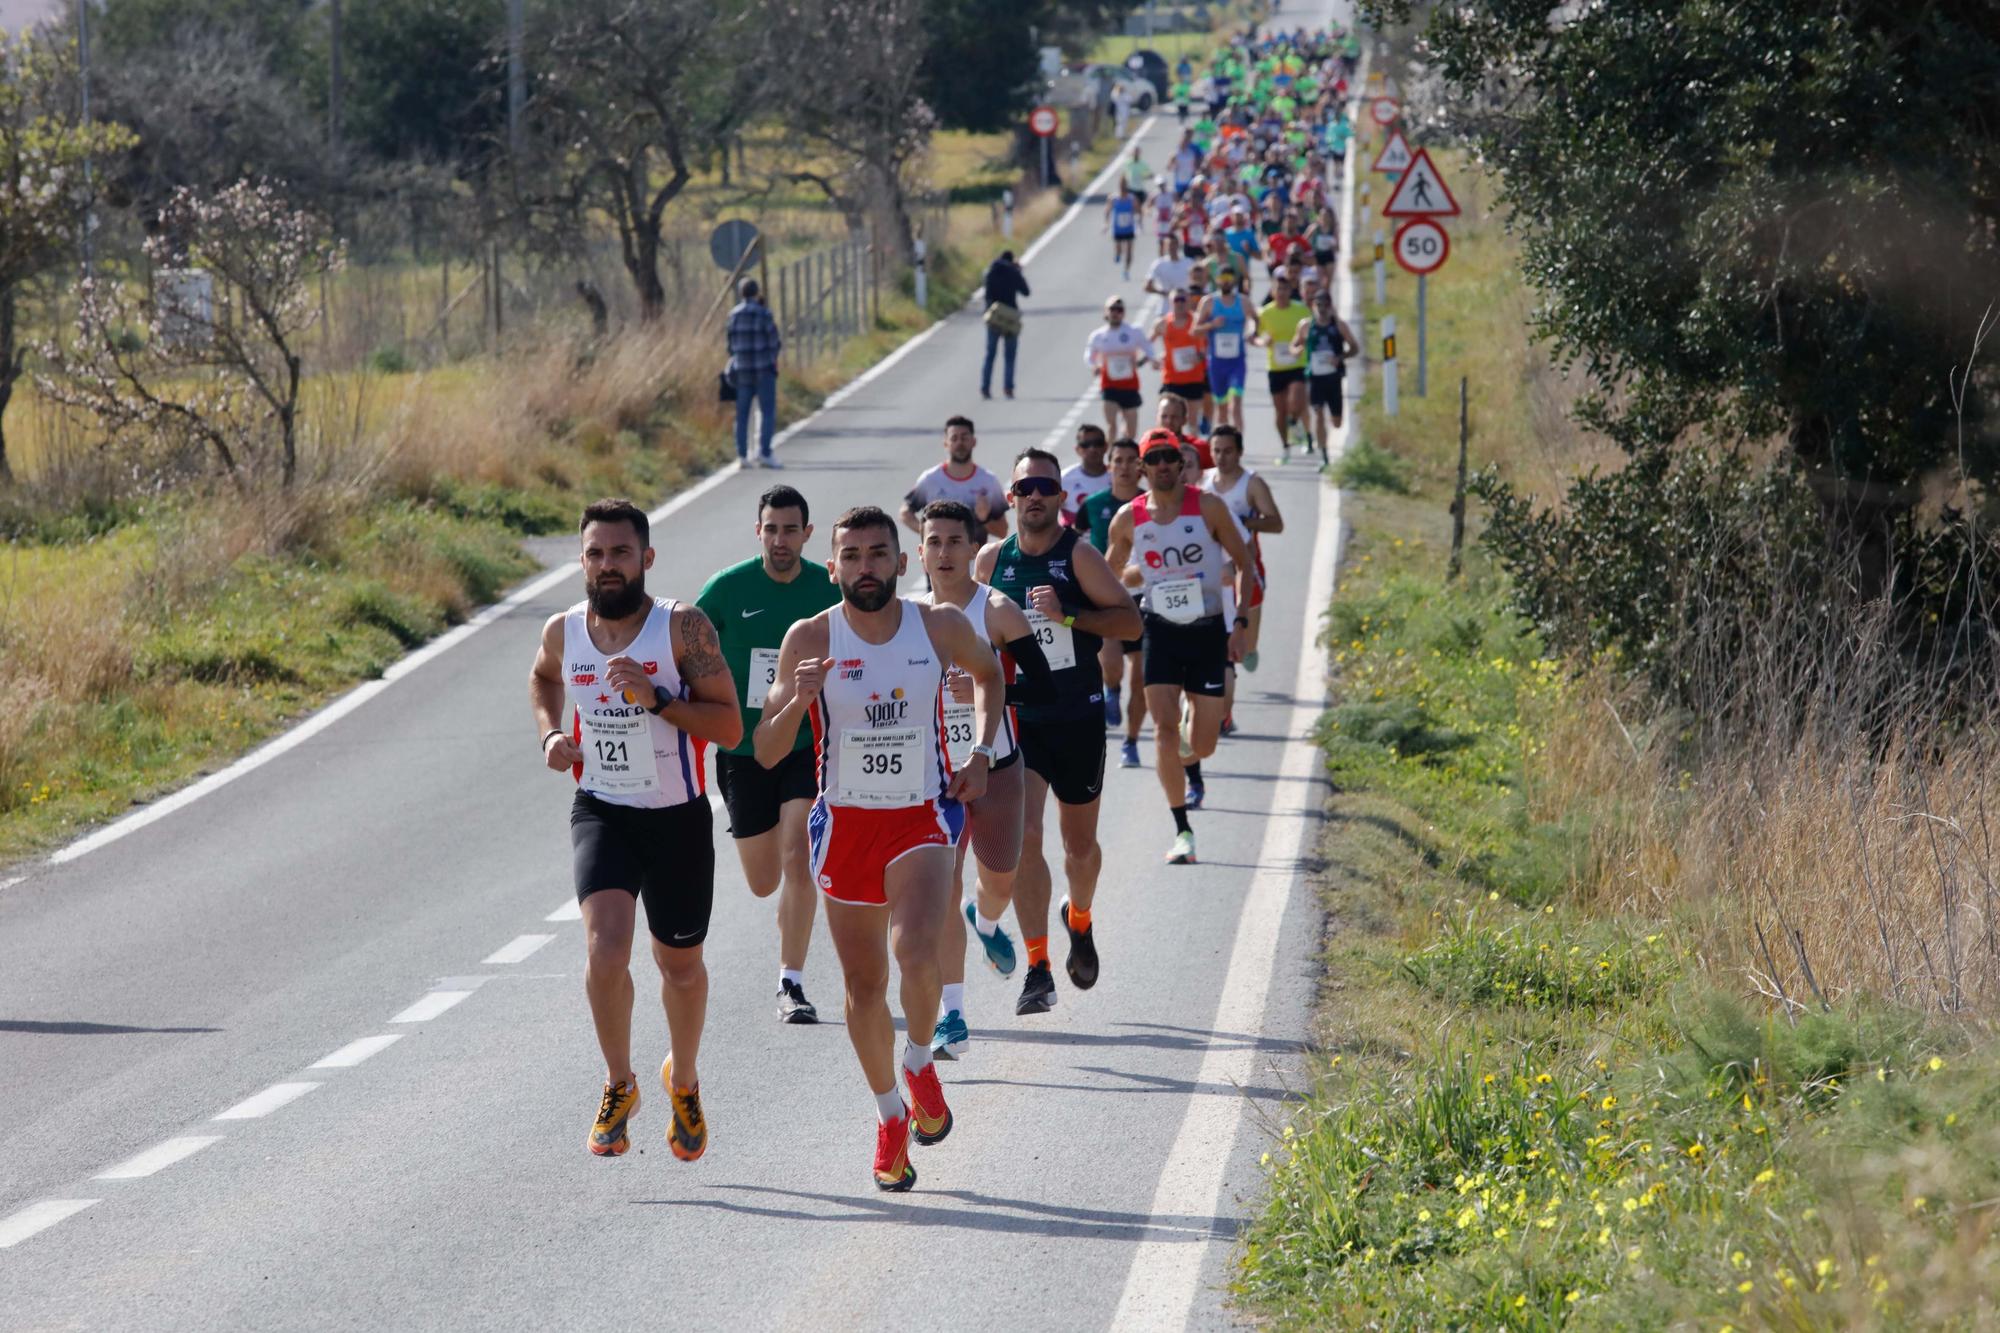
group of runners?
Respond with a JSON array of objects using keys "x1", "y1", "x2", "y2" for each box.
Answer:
[{"x1": 526, "y1": 21, "x2": 1351, "y2": 1196}]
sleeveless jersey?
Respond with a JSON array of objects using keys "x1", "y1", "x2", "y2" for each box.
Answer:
[
  {"x1": 1304, "y1": 319, "x2": 1346, "y2": 377},
  {"x1": 563, "y1": 597, "x2": 704, "y2": 809},
  {"x1": 1207, "y1": 292, "x2": 1247, "y2": 363},
  {"x1": 930, "y1": 584, "x2": 1017, "y2": 768},
  {"x1": 1210, "y1": 467, "x2": 1259, "y2": 546},
  {"x1": 812, "y1": 599, "x2": 951, "y2": 809},
  {"x1": 989, "y1": 528, "x2": 1104, "y2": 724},
  {"x1": 1132, "y1": 489, "x2": 1225, "y2": 622},
  {"x1": 1159, "y1": 315, "x2": 1208, "y2": 387},
  {"x1": 1109, "y1": 195, "x2": 1137, "y2": 234}
]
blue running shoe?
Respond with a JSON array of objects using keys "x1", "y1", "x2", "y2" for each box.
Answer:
[
  {"x1": 1120, "y1": 739, "x2": 1141, "y2": 768},
  {"x1": 1186, "y1": 778, "x2": 1205, "y2": 810},
  {"x1": 965, "y1": 901, "x2": 1017, "y2": 976},
  {"x1": 930, "y1": 1008, "x2": 970, "y2": 1060},
  {"x1": 1104, "y1": 689, "x2": 1122, "y2": 728}
]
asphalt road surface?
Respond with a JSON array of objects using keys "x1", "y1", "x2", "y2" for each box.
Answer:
[{"x1": 0, "y1": 3, "x2": 1358, "y2": 1326}]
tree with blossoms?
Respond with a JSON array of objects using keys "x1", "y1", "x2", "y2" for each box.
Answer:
[
  {"x1": 0, "y1": 32, "x2": 134, "y2": 482},
  {"x1": 40, "y1": 178, "x2": 344, "y2": 490}
]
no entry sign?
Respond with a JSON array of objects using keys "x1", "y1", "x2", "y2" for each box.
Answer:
[
  {"x1": 1393, "y1": 219, "x2": 1449, "y2": 276},
  {"x1": 1370, "y1": 96, "x2": 1399, "y2": 127},
  {"x1": 1029, "y1": 106, "x2": 1059, "y2": 138}
]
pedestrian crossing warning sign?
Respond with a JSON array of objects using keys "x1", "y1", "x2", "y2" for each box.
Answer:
[
  {"x1": 1381, "y1": 147, "x2": 1460, "y2": 218},
  {"x1": 1371, "y1": 129, "x2": 1413, "y2": 174}
]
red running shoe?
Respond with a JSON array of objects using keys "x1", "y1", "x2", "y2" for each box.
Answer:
[
  {"x1": 874, "y1": 1111, "x2": 916, "y2": 1192},
  {"x1": 904, "y1": 1061, "x2": 954, "y2": 1146}
]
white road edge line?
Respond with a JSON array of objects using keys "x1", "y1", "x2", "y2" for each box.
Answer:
[
  {"x1": 94, "y1": 1135, "x2": 223, "y2": 1181},
  {"x1": 311, "y1": 1033, "x2": 404, "y2": 1069},
  {"x1": 544, "y1": 898, "x2": 584, "y2": 923},
  {"x1": 482, "y1": 933, "x2": 555, "y2": 965},
  {"x1": 25, "y1": 117, "x2": 1169, "y2": 882},
  {"x1": 389, "y1": 990, "x2": 473, "y2": 1024},
  {"x1": 212, "y1": 1082, "x2": 321, "y2": 1122},
  {"x1": 1111, "y1": 61, "x2": 1364, "y2": 1330},
  {"x1": 0, "y1": 1198, "x2": 98, "y2": 1249}
]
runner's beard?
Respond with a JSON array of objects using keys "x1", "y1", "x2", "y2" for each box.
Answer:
[
  {"x1": 587, "y1": 572, "x2": 648, "y2": 619},
  {"x1": 841, "y1": 572, "x2": 897, "y2": 613}
]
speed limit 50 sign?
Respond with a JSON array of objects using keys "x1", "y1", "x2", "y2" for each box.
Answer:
[{"x1": 1393, "y1": 219, "x2": 1449, "y2": 276}]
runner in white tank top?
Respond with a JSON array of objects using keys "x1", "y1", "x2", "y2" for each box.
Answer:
[
  {"x1": 1207, "y1": 425, "x2": 1285, "y2": 673},
  {"x1": 529, "y1": 500, "x2": 743, "y2": 1163},
  {"x1": 753, "y1": 506, "x2": 1007, "y2": 1192}
]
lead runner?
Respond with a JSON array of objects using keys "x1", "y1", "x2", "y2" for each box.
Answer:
[{"x1": 754, "y1": 506, "x2": 1007, "y2": 1191}]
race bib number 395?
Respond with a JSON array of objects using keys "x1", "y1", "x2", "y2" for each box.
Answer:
[{"x1": 836, "y1": 727, "x2": 924, "y2": 807}]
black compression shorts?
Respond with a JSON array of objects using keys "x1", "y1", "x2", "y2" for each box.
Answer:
[
  {"x1": 1142, "y1": 614, "x2": 1230, "y2": 697},
  {"x1": 715, "y1": 747, "x2": 816, "y2": 839},
  {"x1": 1016, "y1": 718, "x2": 1107, "y2": 806},
  {"x1": 570, "y1": 791, "x2": 716, "y2": 947}
]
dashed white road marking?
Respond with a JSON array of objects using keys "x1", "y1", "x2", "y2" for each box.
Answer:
[
  {"x1": 310, "y1": 1034, "x2": 404, "y2": 1069},
  {"x1": 0, "y1": 875, "x2": 24, "y2": 893},
  {"x1": 544, "y1": 898, "x2": 583, "y2": 923},
  {"x1": 0, "y1": 1199, "x2": 97, "y2": 1249},
  {"x1": 94, "y1": 1136, "x2": 223, "y2": 1181},
  {"x1": 390, "y1": 990, "x2": 473, "y2": 1024},
  {"x1": 483, "y1": 933, "x2": 555, "y2": 965},
  {"x1": 212, "y1": 1082, "x2": 321, "y2": 1121}
]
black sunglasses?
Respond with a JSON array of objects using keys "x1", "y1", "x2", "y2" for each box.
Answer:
[
  {"x1": 1010, "y1": 476, "x2": 1063, "y2": 497},
  {"x1": 1142, "y1": 449, "x2": 1183, "y2": 465}
]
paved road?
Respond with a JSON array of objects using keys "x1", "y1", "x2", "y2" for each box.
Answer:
[{"x1": 0, "y1": 4, "x2": 1355, "y2": 1326}]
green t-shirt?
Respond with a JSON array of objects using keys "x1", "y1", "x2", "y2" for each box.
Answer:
[
  {"x1": 1080, "y1": 486, "x2": 1138, "y2": 554},
  {"x1": 694, "y1": 554, "x2": 841, "y2": 756},
  {"x1": 1260, "y1": 300, "x2": 1310, "y2": 370}
]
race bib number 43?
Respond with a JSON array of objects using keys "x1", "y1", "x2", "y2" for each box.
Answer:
[
  {"x1": 1025, "y1": 609, "x2": 1078, "y2": 672},
  {"x1": 579, "y1": 711, "x2": 657, "y2": 795},
  {"x1": 836, "y1": 727, "x2": 923, "y2": 807}
]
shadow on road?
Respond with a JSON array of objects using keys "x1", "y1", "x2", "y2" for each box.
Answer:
[
  {"x1": 638, "y1": 1183, "x2": 1243, "y2": 1242},
  {"x1": 0, "y1": 1019, "x2": 222, "y2": 1035}
]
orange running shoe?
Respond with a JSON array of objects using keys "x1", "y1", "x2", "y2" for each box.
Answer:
[
  {"x1": 874, "y1": 1111, "x2": 916, "y2": 1192},
  {"x1": 588, "y1": 1077, "x2": 639, "y2": 1157},
  {"x1": 904, "y1": 1061, "x2": 954, "y2": 1146},
  {"x1": 661, "y1": 1056, "x2": 708, "y2": 1162}
]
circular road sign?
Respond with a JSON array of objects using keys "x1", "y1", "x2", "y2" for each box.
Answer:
[
  {"x1": 1393, "y1": 218, "x2": 1449, "y2": 276},
  {"x1": 709, "y1": 219, "x2": 761, "y2": 272},
  {"x1": 1370, "y1": 96, "x2": 1400, "y2": 126},
  {"x1": 1029, "y1": 106, "x2": 1060, "y2": 138}
]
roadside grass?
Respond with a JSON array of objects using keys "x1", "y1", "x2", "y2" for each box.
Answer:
[{"x1": 1238, "y1": 142, "x2": 2000, "y2": 1328}]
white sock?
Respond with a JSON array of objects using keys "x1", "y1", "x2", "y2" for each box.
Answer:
[
  {"x1": 941, "y1": 983, "x2": 965, "y2": 1015},
  {"x1": 903, "y1": 1039, "x2": 934, "y2": 1075},
  {"x1": 780, "y1": 968, "x2": 803, "y2": 988},
  {"x1": 875, "y1": 1089, "x2": 906, "y2": 1123},
  {"x1": 974, "y1": 911, "x2": 1001, "y2": 938}
]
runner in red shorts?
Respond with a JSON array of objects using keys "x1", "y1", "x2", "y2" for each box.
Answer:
[{"x1": 754, "y1": 505, "x2": 1006, "y2": 1192}]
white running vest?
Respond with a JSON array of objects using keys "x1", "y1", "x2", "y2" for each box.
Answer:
[
  {"x1": 562, "y1": 597, "x2": 704, "y2": 808},
  {"x1": 1132, "y1": 489, "x2": 1225, "y2": 623},
  {"x1": 1210, "y1": 467, "x2": 1259, "y2": 546},
  {"x1": 813, "y1": 598, "x2": 952, "y2": 808},
  {"x1": 930, "y1": 584, "x2": 1017, "y2": 769}
]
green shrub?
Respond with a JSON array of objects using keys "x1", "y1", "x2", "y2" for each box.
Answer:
[{"x1": 1330, "y1": 437, "x2": 1411, "y2": 492}]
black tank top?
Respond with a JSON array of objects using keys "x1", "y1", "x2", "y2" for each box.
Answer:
[{"x1": 990, "y1": 528, "x2": 1104, "y2": 723}]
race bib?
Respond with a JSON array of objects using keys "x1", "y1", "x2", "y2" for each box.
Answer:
[
  {"x1": 579, "y1": 711, "x2": 657, "y2": 796},
  {"x1": 745, "y1": 647, "x2": 780, "y2": 710},
  {"x1": 1171, "y1": 345, "x2": 1200, "y2": 374},
  {"x1": 836, "y1": 727, "x2": 923, "y2": 807},
  {"x1": 1151, "y1": 577, "x2": 1204, "y2": 625},
  {"x1": 941, "y1": 703, "x2": 976, "y2": 769},
  {"x1": 1026, "y1": 608, "x2": 1078, "y2": 672},
  {"x1": 1213, "y1": 332, "x2": 1242, "y2": 359},
  {"x1": 1106, "y1": 353, "x2": 1136, "y2": 381},
  {"x1": 1310, "y1": 349, "x2": 1340, "y2": 376}
]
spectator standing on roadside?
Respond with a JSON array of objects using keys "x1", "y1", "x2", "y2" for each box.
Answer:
[
  {"x1": 727, "y1": 278, "x2": 784, "y2": 469},
  {"x1": 980, "y1": 249, "x2": 1031, "y2": 401}
]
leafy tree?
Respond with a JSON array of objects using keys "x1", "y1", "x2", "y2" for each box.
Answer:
[
  {"x1": 919, "y1": 0, "x2": 1042, "y2": 133},
  {"x1": 331, "y1": 0, "x2": 508, "y2": 169},
  {"x1": 1387, "y1": 0, "x2": 2000, "y2": 520},
  {"x1": 41, "y1": 179, "x2": 344, "y2": 490},
  {"x1": 0, "y1": 32, "x2": 134, "y2": 483}
]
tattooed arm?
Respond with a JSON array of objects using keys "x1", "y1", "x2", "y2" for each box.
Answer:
[{"x1": 658, "y1": 604, "x2": 743, "y2": 748}]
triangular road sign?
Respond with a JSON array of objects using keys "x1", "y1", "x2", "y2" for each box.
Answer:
[
  {"x1": 1381, "y1": 147, "x2": 1461, "y2": 218},
  {"x1": 1371, "y1": 129, "x2": 1413, "y2": 174}
]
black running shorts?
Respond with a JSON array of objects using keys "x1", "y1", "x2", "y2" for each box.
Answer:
[
  {"x1": 1163, "y1": 378, "x2": 1209, "y2": 402},
  {"x1": 1101, "y1": 386, "x2": 1144, "y2": 410},
  {"x1": 1016, "y1": 717, "x2": 1107, "y2": 806},
  {"x1": 715, "y1": 747, "x2": 816, "y2": 839},
  {"x1": 1267, "y1": 366, "x2": 1306, "y2": 394},
  {"x1": 1142, "y1": 613, "x2": 1230, "y2": 697},
  {"x1": 570, "y1": 791, "x2": 716, "y2": 947},
  {"x1": 1309, "y1": 371, "x2": 1344, "y2": 409}
]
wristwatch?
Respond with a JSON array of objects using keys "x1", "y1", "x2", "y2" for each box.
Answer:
[
  {"x1": 643, "y1": 689, "x2": 668, "y2": 715},
  {"x1": 968, "y1": 743, "x2": 997, "y2": 764},
  {"x1": 1233, "y1": 615, "x2": 1251, "y2": 629},
  {"x1": 1062, "y1": 614, "x2": 1077, "y2": 628}
]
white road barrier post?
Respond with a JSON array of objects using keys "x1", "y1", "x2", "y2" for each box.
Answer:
[
  {"x1": 913, "y1": 236, "x2": 928, "y2": 312},
  {"x1": 1373, "y1": 229, "x2": 1385, "y2": 305},
  {"x1": 1416, "y1": 273, "x2": 1427, "y2": 397},
  {"x1": 1382, "y1": 314, "x2": 1399, "y2": 418},
  {"x1": 1002, "y1": 188, "x2": 1014, "y2": 239}
]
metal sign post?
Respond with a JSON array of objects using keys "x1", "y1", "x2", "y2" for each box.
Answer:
[
  {"x1": 1416, "y1": 275, "x2": 1427, "y2": 397},
  {"x1": 913, "y1": 237, "x2": 928, "y2": 311},
  {"x1": 1001, "y1": 188, "x2": 1015, "y2": 239}
]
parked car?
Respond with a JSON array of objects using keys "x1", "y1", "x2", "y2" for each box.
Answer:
[{"x1": 1076, "y1": 63, "x2": 1157, "y2": 113}]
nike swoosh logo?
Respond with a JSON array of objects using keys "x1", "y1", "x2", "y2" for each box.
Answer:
[
  {"x1": 1205, "y1": 682, "x2": 1223, "y2": 690},
  {"x1": 741, "y1": 608, "x2": 765, "y2": 618},
  {"x1": 673, "y1": 930, "x2": 701, "y2": 942}
]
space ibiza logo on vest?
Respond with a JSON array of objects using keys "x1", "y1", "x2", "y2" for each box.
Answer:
[{"x1": 864, "y1": 687, "x2": 910, "y2": 727}]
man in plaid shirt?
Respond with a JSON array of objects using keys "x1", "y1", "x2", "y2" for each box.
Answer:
[{"x1": 728, "y1": 279, "x2": 784, "y2": 468}]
